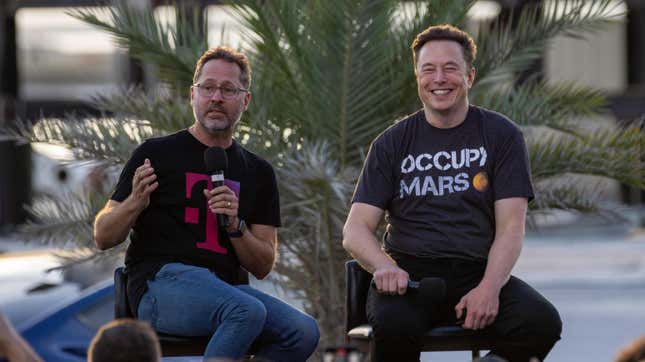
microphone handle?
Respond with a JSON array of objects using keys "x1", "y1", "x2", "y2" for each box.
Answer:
[
  {"x1": 370, "y1": 279, "x2": 420, "y2": 290},
  {"x1": 211, "y1": 172, "x2": 229, "y2": 229},
  {"x1": 407, "y1": 280, "x2": 420, "y2": 290}
]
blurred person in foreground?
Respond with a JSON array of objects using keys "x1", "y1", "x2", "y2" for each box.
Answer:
[
  {"x1": 342, "y1": 24, "x2": 562, "y2": 362},
  {"x1": 0, "y1": 311, "x2": 42, "y2": 362},
  {"x1": 88, "y1": 319, "x2": 160, "y2": 362},
  {"x1": 93, "y1": 46, "x2": 319, "y2": 362},
  {"x1": 614, "y1": 336, "x2": 645, "y2": 362}
]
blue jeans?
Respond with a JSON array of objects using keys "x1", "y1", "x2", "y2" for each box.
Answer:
[{"x1": 137, "y1": 263, "x2": 319, "y2": 361}]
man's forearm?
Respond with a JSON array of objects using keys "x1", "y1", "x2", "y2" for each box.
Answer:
[
  {"x1": 480, "y1": 234, "x2": 522, "y2": 291},
  {"x1": 230, "y1": 225, "x2": 276, "y2": 279},
  {"x1": 480, "y1": 197, "x2": 528, "y2": 291},
  {"x1": 342, "y1": 225, "x2": 396, "y2": 274},
  {"x1": 93, "y1": 198, "x2": 142, "y2": 250}
]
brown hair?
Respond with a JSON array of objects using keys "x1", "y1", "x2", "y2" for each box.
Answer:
[
  {"x1": 411, "y1": 24, "x2": 477, "y2": 68},
  {"x1": 88, "y1": 319, "x2": 161, "y2": 362},
  {"x1": 193, "y1": 46, "x2": 252, "y2": 89}
]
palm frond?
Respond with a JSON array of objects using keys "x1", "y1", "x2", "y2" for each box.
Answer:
[
  {"x1": 68, "y1": 0, "x2": 204, "y2": 88},
  {"x1": 92, "y1": 87, "x2": 194, "y2": 134},
  {"x1": 52, "y1": 244, "x2": 126, "y2": 274},
  {"x1": 19, "y1": 190, "x2": 107, "y2": 248},
  {"x1": 530, "y1": 178, "x2": 604, "y2": 212},
  {"x1": 475, "y1": 81, "x2": 606, "y2": 134},
  {"x1": 273, "y1": 140, "x2": 358, "y2": 345},
  {"x1": 528, "y1": 121, "x2": 644, "y2": 187},
  {"x1": 475, "y1": 0, "x2": 621, "y2": 87},
  {"x1": 10, "y1": 115, "x2": 152, "y2": 165}
]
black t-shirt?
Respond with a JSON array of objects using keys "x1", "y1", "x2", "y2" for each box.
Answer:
[
  {"x1": 111, "y1": 130, "x2": 281, "y2": 315},
  {"x1": 352, "y1": 105, "x2": 533, "y2": 261}
]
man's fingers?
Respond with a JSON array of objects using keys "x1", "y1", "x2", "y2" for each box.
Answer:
[
  {"x1": 397, "y1": 277, "x2": 407, "y2": 295},
  {"x1": 464, "y1": 310, "x2": 476, "y2": 329},
  {"x1": 144, "y1": 182, "x2": 158, "y2": 194},
  {"x1": 373, "y1": 276, "x2": 384, "y2": 293},
  {"x1": 141, "y1": 174, "x2": 157, "y2": 185},
  {"x1": 211, "y1": 185, "x2": 234, "y2": 195},
  {"x1": 455, "y1": 300, "x2": 465, "y2": 319}
]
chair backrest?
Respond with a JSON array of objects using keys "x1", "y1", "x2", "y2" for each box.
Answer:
[
  {"x1": 114, "y1": 267, "x2": 133, "y2": 319},
  {"x1": 345, "y1": 260, "x2": 372, "y2": 334}
]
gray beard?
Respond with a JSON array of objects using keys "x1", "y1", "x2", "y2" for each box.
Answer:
[{"x1": 200, "y1": 118, "x2": 233, "y2": 134}]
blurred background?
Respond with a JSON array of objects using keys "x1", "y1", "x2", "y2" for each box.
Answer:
[{"x1": 0, "y1": 0, "x2": 643, "y2": 361}]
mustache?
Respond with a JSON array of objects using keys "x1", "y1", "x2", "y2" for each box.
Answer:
[{"x1": 206, "y1": 104, "x2": 226, "y2": 113}]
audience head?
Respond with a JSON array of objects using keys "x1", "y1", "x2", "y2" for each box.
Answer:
[{"x1": 88, "y1": 319, "x2": 161, "y2": 362}]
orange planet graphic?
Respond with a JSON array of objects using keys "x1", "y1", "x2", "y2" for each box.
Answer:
[{"x1": 473, "y1": 172, "x2": 489, "y2": 192}]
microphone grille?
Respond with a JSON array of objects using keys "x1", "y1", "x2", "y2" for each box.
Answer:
[{"x1": 204, "y1": 147, "x2": 228, "y2": 173}]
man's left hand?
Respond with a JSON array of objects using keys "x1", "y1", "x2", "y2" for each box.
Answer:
[
  {"x1": 203, "y1": 186, "x2": 239, "y2": 228},
  {"x1": 455, "y1": 284, "x2": 500, "y2": 330}
]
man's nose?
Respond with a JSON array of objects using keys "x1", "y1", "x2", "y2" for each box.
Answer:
[
  {"x1": 432, "y1": 69, "x2": 447, "y2": 83},
  {"x1": 208, "y1": 86, "x2": 225, "y2": 102}
]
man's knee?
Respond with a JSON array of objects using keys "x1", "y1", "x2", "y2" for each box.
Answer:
[
  {"x1": 227, "y1": 296, "x2": 267, "y2": 331},
  {"x1": 287, "y1": 314, "x2": 320, "y2": 355},
  {"x1": 500, "y1": 297, "x2": 562, "y2": 341},
  {"x1": 526, "y1": 299, "x2": 562, "y2": 339}
]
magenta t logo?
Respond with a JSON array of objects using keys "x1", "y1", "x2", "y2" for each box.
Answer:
[{"x1": 184, "y1": 172, "x2": 227, "y2": 253}]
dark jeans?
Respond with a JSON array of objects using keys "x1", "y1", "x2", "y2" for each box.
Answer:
[{"x1": 366, "y1": 253, "x2": 562, "y2": 362}]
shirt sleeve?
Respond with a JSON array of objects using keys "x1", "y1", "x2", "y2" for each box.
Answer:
[
  {"x1": 351, "y1": 136, "x2": 394, "y2": 210},
  {"x1": 248, "y1": 161, "x2": 281, "y2": 227},
  {"x1": 492, "y1": 129, "x2": 534, "y2": 202}
]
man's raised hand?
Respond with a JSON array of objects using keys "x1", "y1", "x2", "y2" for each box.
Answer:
[{"x1": 128, "y1": 158, "x2": 158, "y2": 211}]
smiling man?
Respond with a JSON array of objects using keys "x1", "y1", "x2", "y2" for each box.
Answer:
[
  {"x1": 93, "y1": 47, "x2": 319, "y2": 362},
  {"x1": 343, "y1": 25, "x2": 561, "y2": 362}
]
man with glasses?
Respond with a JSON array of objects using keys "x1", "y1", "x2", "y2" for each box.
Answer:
[{"x1": 93, "y1": 47, "x2": 319, "y2": 362}]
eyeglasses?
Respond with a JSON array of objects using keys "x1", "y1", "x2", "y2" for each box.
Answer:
[{"x1": 192, "y1": 83, "x2": 248, "y2": 99}]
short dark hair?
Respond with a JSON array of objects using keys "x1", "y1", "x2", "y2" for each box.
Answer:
[
  {"x1": 193, "y1": 46, "x2": 252, "y2": 89},
  {"x1": 88, "y1": 319, "x2": 161, "y2": 362},
  {"x1": 411, "y1": 24, "x2": 477, "y2": 68}
]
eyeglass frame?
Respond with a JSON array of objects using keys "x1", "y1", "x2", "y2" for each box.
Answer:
[{"x1": 191, "y1": 82, "x2": 249, "y2": 99}]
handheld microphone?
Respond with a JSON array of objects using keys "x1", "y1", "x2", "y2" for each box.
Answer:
[
  {"x1": 407, "y1": 277, "x2": 446, "y2": 304},
  {"x1": 371, "y1": 277, "x2": 446, "y2": 303},
  {"x1": 204, "y1": 146, "x2": 229, "y2": 229}
]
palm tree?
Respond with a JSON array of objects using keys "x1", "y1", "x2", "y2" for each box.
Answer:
[{"x1": 4, "y1": 0, "x2": 642, "y2": 349}]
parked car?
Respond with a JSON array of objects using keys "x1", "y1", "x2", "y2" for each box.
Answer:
[
  {"x1": 0, "y1": 251, "x2": 113, "y2": 362},
  {"x1": 0, "y1": 250, "x2": 202, "y2": 362}
]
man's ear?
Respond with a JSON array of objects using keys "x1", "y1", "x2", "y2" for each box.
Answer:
[
  {"x1": 244, "y1": 91, "x2": 251, "y2": 110},
  {"x1": 467, "y1": 67, "x2": 476, "y2": 88}
]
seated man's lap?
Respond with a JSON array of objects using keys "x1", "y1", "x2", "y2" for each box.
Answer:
[
  {"x1": 366, "y1": 269, "x2": 560, "y2": 341},
  {"x1": 137, "y1": 262, "x2": 266, "y2": 336}
]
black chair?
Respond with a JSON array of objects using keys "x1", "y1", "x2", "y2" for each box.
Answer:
[
  {"x1": 114, "y1": 266, "x2": 248, "y2": 357},
  {"x1": 345, "y1": 260, "x2": 498, "y2": 361}
]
